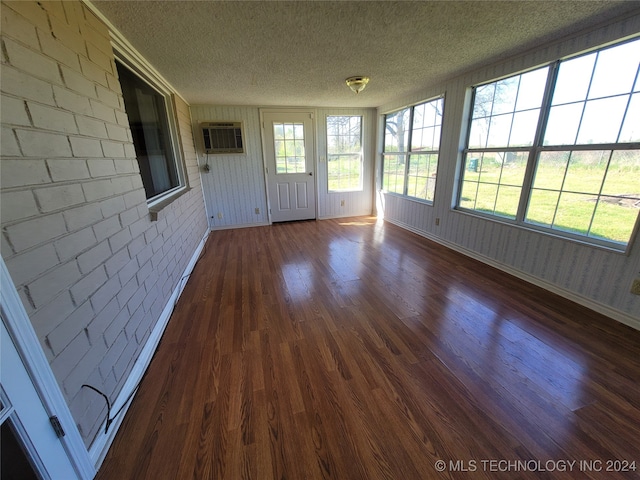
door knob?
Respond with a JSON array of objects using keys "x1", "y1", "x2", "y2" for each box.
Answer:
[{"x1": 309, "y1": 172, "x2": 313, "y2": 176}]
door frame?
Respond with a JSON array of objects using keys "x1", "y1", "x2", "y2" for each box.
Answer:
[
  {"x1": 0, "y1": 259, "x2": 95, "y2": 479},
  {"x1": 260, "y1": 108, "x2": 318, "y2": 223}
]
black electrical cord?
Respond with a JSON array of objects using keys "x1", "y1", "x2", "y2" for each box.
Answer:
[{"x1": 81, "y1": 383, "x2": 140, "y2": 434}]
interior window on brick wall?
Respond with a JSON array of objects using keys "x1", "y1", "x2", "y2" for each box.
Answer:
[{"x1": 116, "y1": 60, "x2": 184, "y2": 202}]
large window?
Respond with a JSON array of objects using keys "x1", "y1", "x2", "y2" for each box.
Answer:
[
  {"x1": 116, "y1": 61, "x2": 184, "y2": 203},
  {"x1": 459, "y1": 38, "x2": 640, "y2": 250},
  {"x1": 382, "y1": 97, "x2": 443, "y2": 203},
  {"x1": 327, "y1": 116, "x2": 362, "y2": 191}
]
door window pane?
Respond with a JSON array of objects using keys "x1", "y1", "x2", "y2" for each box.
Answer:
[
  {"x1": 1, "y1": 421, "x2": 39, "y2": 480},
  {"x1": 274, "y1": 123, "x2": 306, "y2": 174}
]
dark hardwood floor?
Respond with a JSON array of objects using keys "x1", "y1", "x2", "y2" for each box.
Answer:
[{"x1": 96, "y1": 217, "x2": 640, "y2": 479}]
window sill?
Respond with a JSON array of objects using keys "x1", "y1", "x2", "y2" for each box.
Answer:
[{"x1": 148, "y1": 186, "x2": 190, "y2": 221}]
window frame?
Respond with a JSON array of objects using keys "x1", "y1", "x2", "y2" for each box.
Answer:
[
  {"x1": 114, "y1": 50, "x2": 188, "y2": 210},
  {"x1": 326, "y1": 115, "x2": 364, "y2": 193},
  {"x1": 457, "y1": 38, "x2": 640, "y2": 253},
  {"x1": 381, "y1": 96, "x2": 444, "y2": 205}
]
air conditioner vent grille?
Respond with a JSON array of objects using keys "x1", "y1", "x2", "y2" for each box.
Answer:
[{"x1": 201, "y1": 122, "x2": 244, "y2": 154}]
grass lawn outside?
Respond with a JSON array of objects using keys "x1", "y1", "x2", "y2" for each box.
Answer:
[{"x1": 460, "y1": 150, "x2": 640, "y2": 244}]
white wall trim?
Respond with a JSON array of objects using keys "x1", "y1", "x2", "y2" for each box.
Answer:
[
  {"x1": 318, "y1": 210, "x2": 374, "y2": 220},
  {"x1": 383, "y1": 217, "x2": 640, "y2": 331},
  {"x1": 0, "y1": 260, "x2": 96, "y2": 480},
  {"x1": 88, "y1": 228, "x2": 209, "y2": 469},
  {"x1": 210, "y1": 221, "x2": 270, "y2": 231}
]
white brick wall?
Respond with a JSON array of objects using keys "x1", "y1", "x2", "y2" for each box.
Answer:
[{"x1": 1, "y1": 0, "x2": 208, "y2": 447}]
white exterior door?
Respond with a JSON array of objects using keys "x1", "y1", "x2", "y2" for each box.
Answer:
[
  {"x1": 1, "y1": 319, "x2": 79, "y2": 479},
  {"x1": 263, "y1": 111, "x2": 316, "y2": 222}
]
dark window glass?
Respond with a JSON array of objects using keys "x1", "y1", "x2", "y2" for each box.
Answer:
[{"x1": 116, "y1": 62, "x2": 179, "y2": 200}]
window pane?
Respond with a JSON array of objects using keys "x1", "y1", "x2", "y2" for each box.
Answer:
[
  {"x1": 563, "y1": 151, "x2": 609, "y2": 194},
  {"x1": 487, "y1": 113, "x2": 512, "y2": 148},
  {"x1": 588, "y1": 39, "x2": 640, "y2": 99},
  {"x1": 460, "y1": 180, "x2": 479, "y2": 210},
  {"x1": 552, "y1": 53, "x2": 596, "y2": 105},
  {"x1": 601, "y1": 149, "x2": 640, "y2": 195},
  {"x1": 469, "y1": 118, "x2": 490, "y2": 149},
  {"x1": 595, "y1": 149, "x2": 640, "y2": 244},
  {"x1": 553, "y1": 192, "x2": 596, "y2": 235},
  {"x1": 509, "y1": 109, "x2": 540, "y2": 147},
  {"x1": 495, "y1": 185, "x2": 521, "y2": 219},
  {"x1": 618, "y1": 93, "x2": 640, "y2": 142},
  {"x1": 477, "y1": 152, "x2": 502, "y2": 184},
  {"x1": 544, "y1": 103, "x2": 583, "y2": 145},
  {"x1": 532, "y1": 151, "x2": 570, "y2": 190},
  {"x1": 327, "y1": 116, "x2": 361, "y2": 154},
  {"x1": 328, "y1": 154, "x2": 362, "y2": 192},
  {"x1": 576, "y1": 96, "x2": 627, "y2": 144},
  {"x1": 411, "y1": 98, "x2": 443, "y2": 151},
  {"x1": 407, "y1": 154, "x2": 438, "y2": 201},
  {"x1": 526, "y1": 189, "x2": 560, "y2": 227},
  {"x1": 117, "y1": 62, "x2": 179, "y2": 200},
  {"x1": 590, "y1": 196, "x2": 639, "y2": 244},
  {"x1": 492, "y1": 76, "x2": 519, "y2": 114},
  {"x1": 473, "y1": 83, "x2": 495, "y2": 118},
  {"x1": 383, "y1": 154, "x2": 406, "y2": 194},
  {"x1": 384, "y1": 109, "x2": 410, "y2": 152},
  {"x1": 476, "y1": 183, "x2": 499, "y2": 214},
  {"x1": 498, "y1": 151, "x2": 528, "y2": 186},
  {"x1": 515, "y1": 68, "x2": 549, "y2": 110}
]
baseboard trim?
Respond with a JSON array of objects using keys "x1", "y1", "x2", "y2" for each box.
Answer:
[
  {"x1": 384, "y1": 218, "x2": 640, "y2": 331},
  {"x1": 318, "y1": 210, "x2": 374, "y2": 220},
  {"x1": 210, "y1": 221, "x2": 270, "y2": 231},
  {"x1": 88, "y1": 228, "x2": 210, "y2": 469}
]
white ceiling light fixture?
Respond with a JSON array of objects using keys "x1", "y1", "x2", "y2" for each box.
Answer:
[{"x1": 346, "y1": 76, "x2": 369, "y2": 94}]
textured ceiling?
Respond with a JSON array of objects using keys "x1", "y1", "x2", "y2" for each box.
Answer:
[{"x1": 92, "y1": 1, "x2": 640, "y2": 108}]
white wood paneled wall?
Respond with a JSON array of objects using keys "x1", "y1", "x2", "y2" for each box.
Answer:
[
  {"x1": 190, "y1": 106, "x2": 269, "y2": 229},
  {"x1": 376, "y1": 13, "x2": 640, "y2": 326}
]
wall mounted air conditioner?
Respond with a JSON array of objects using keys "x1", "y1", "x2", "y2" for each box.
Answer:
[{"x1": 201, "y1": 122, "x2": 245, "y2": 154}]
